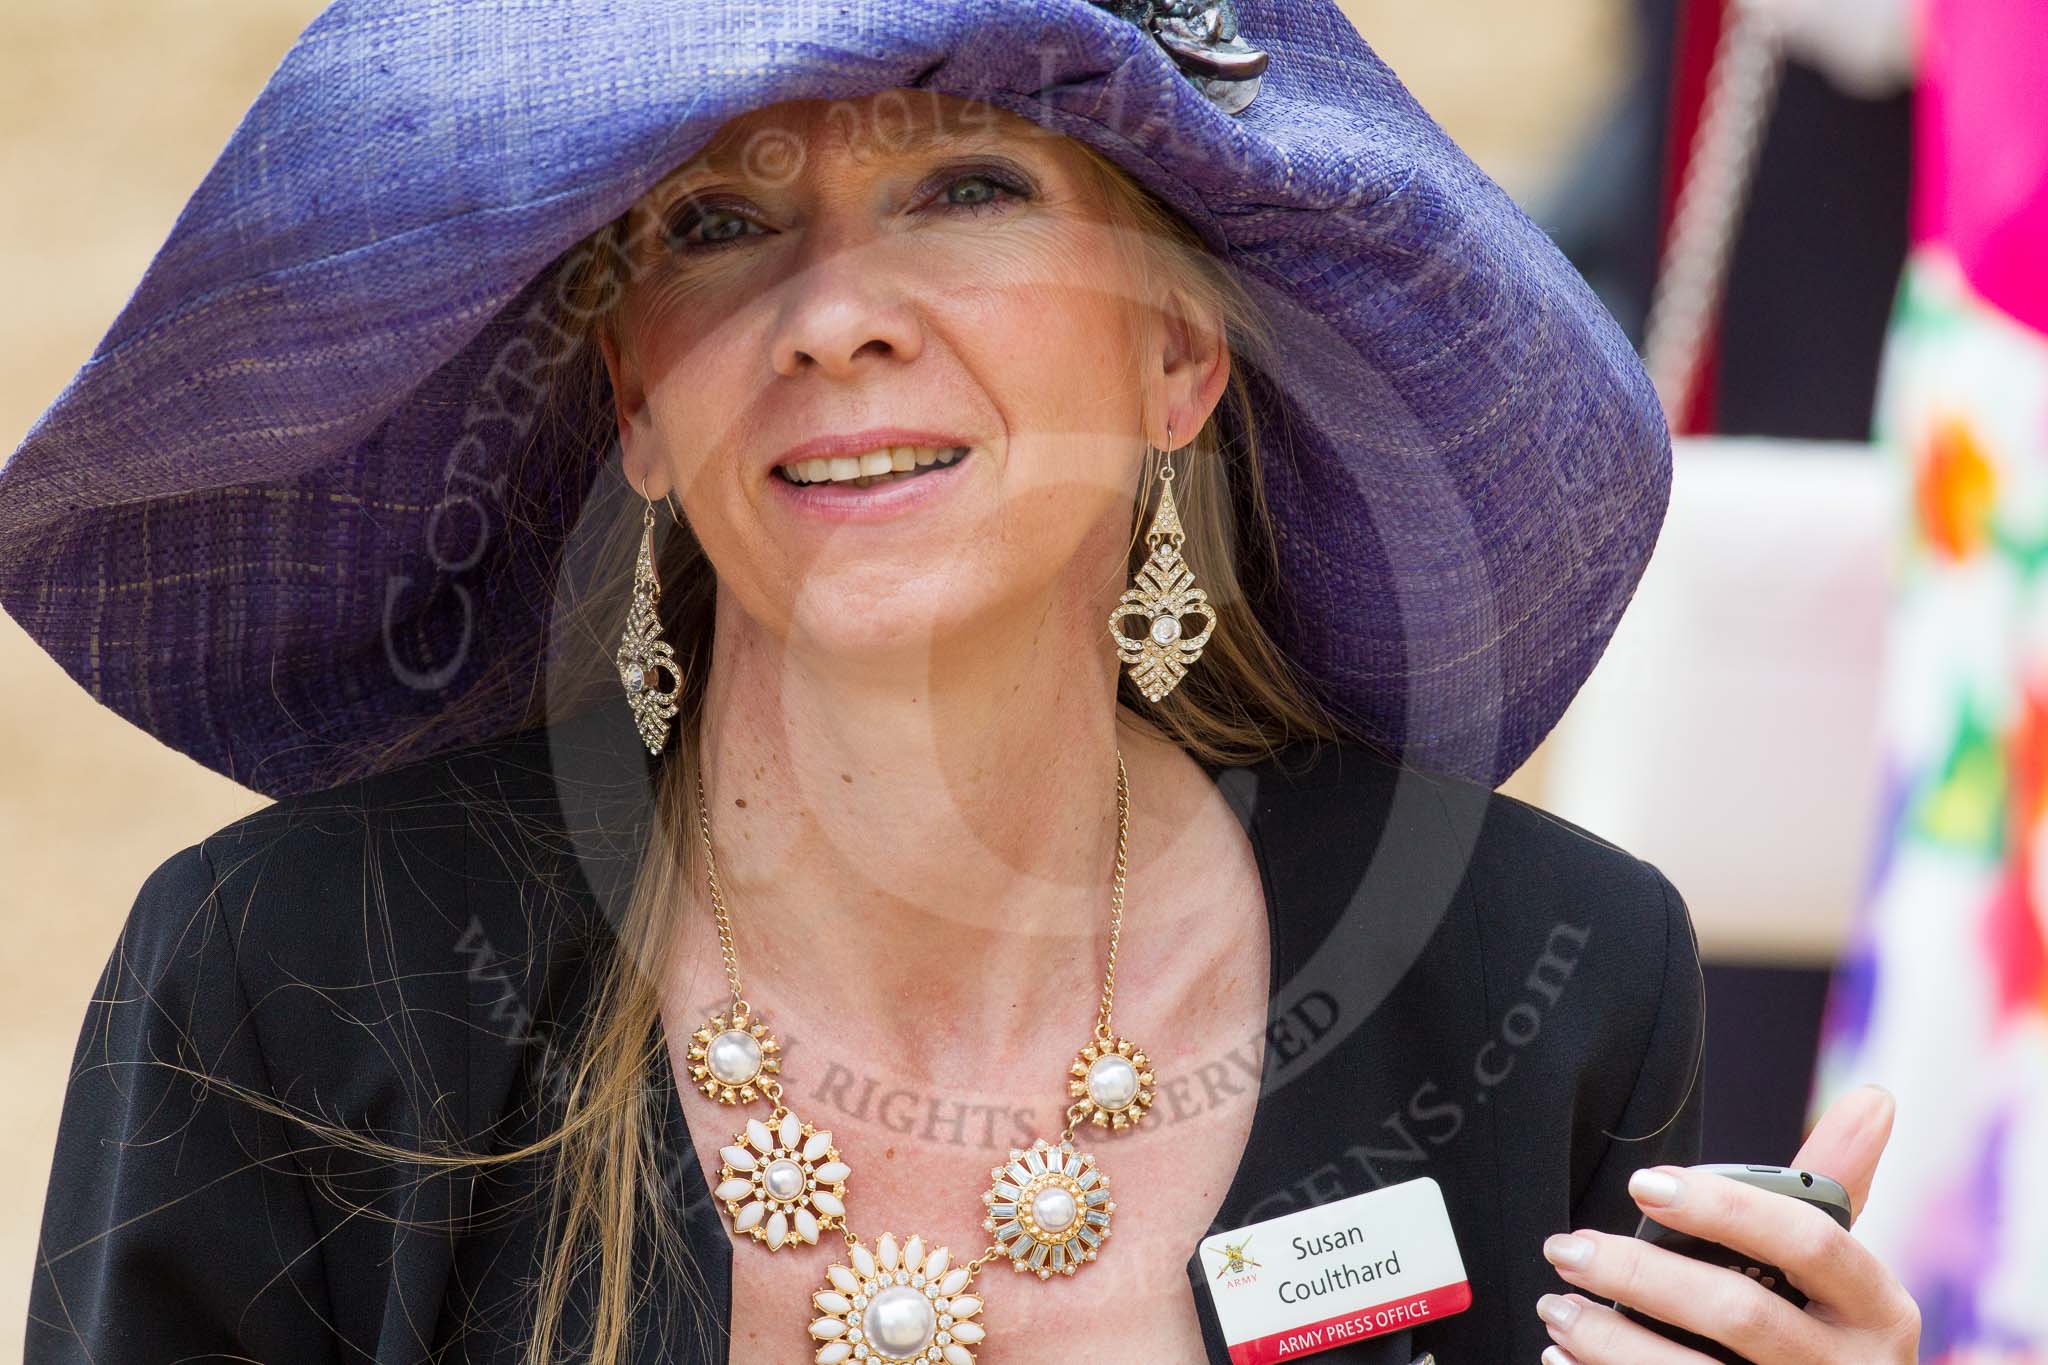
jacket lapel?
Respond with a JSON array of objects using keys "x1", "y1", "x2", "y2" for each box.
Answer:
[{"x1": 1183, "y1": 741, "x2": 1496, "y2": 1364}]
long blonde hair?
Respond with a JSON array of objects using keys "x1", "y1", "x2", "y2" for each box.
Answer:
[{"x1": 176, "y1": 132, "x2": 1388, "y2": 1363}]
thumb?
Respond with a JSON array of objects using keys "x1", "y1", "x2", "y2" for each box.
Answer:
[{"x1": 1792, "y1": 1082, "x2": 1896, "y2": 1224}]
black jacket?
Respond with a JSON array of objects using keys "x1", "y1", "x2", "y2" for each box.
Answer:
[{"x1": 25, "y1": 700, "x2": 1704, "y2": 1364}]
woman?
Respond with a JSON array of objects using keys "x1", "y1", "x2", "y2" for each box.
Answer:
[{"x1": 6, "y1": 2, "x2": 1920, "y2": 1362}]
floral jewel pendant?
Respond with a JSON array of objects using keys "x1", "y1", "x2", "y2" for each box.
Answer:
[
  {"x1": 981, "y1": 1136, "x2": 1114, "y2": 1278},
  {"x1": 687, "y1": 1002, "x2": 782, "y2": 1104},
  {"x1": 1068, "y1": 1032, "x2": 1156, "y2": 1130},
  {"x1": 809, "y1": 1232, "x2": 986, "y2": 1364},
  {"x1": 716, "y1": 1110, "x2": 850, "y2": 1252}
]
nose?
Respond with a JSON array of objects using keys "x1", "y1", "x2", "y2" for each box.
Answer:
[{"x1": 767, "y1": 235, "x2": 924, "y2": 379}]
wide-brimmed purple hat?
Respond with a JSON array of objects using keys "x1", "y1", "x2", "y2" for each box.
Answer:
[{"x1": 0, "y1": 0, "x2": 1669, "y2": 797}]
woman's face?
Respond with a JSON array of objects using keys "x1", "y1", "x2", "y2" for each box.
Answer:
[{"x1": 600, "y1": 90, "x2": 1228, "y2": 667}]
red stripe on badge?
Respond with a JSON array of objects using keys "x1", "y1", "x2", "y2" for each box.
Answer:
[{"x1": 1225, "y1": 1281, "x2": 1473, "y2": 1364}]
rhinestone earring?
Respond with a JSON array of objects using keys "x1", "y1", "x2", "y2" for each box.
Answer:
[
  {"x1": 617, "y1": 473, "x2": 684, "y2": 755},
  {"x1": 1108, "y1": 422, "x2": 1217, "y2": 703}
]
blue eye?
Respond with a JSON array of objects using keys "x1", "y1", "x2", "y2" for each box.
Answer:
[
  {"x1": 933, "y1": 169, "x2": 1028, "y2": 214},
  {"x1": 665, "y1": 202, "x2": 763, "y2": 251},
  {"x1": 663, "y1": 163, "x2": 1032, "y2": 254}
]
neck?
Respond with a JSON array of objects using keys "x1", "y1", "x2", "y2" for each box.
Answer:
[{"x1": 684, "y1": 587, "x2": 1186, "y2": 1070}]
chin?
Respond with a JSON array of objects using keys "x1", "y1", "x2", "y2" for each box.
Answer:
[{"x1": 782, "y1": 593, "x2": 988, "y2": 663}]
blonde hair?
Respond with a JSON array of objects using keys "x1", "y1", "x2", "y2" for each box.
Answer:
[{"x1": 171, "y1": 130, "x2": 1389, "y2": 1363}]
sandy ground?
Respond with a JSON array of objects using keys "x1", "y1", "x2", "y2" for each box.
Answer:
[{"x1": 0, "y1": 1, "x2": 1617, "y2": 1354}]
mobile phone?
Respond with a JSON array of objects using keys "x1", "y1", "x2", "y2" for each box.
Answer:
[{"x1": 1611, "y1": 1163, "x2": 1853, "y2": 1365}]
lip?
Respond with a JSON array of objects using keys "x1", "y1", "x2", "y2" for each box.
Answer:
[
  {"x1": 770, "y1": 445, "x2": 975, "y2": 523},
  {"x1": 765, "y1": 428, "x2": 977, "y2": 478}
]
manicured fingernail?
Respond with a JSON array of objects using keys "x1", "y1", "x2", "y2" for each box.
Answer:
[
  {"x1": 1629, "y1": 1167, "x2": 1682, "y2": 1206},
  {"x1": 1536, "y1": 1293, "x2": 1579, "y2": 1329},
  {"x1": 1542, "y1": 1346, "x2": 1579, "y2": 1365},
  {"x1": 1543, "y1": 1234, "x2": 1592, "y2": 1268}
]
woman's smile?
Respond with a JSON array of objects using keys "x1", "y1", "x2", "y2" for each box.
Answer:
[
  {"x1": 772, "y1": 443, "x2": 968, "y2": 487},
  {"x1": 767, "y1": 442, "x2": 976, "y2": 522}
]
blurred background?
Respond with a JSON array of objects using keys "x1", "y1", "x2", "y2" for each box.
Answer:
[{"x1": 2, "y1": 0, "x2": 2041, "y2": 1359}]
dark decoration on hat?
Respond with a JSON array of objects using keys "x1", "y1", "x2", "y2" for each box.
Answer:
[{"x1": 1093, "y1": 0, "x2": 1270, "y2": 113}]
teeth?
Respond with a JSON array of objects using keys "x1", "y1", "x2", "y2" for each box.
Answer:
[{"x1": 779, "y1": 446, "x2": 965, "y2": 484}]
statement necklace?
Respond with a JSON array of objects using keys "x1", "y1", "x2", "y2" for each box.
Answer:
[{"x1": 684, "y1": 753, "x2": 1159, "y2": 1364}]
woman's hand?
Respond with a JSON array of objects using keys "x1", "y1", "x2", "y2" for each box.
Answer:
[{"x1": 1532, "y1": 1083, "x2": 1921, "y2": 1364}]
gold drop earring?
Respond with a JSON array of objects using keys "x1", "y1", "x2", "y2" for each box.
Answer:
[
  {"x1": 1108, "y1": 422, "x2": 1218, "y2": 702},
  {"x1": 616, "y1": 472, "x2": 684, "y2": 755}
]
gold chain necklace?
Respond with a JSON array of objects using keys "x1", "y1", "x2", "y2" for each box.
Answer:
[{"x1": 683, "y1": 752, "x2": 1157, "y2": 1363}]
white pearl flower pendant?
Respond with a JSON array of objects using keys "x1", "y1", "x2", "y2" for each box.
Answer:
[
  {"x1": 808, "y1": 1232, "x2": 985, "y2": 1365},
  {"x1": 687, "y1": 1003, "x2": 782, "y2": 1105},
  {"x1": 981, "y1": 1137, "x2": 1114, "y2": 1278},
  {"x1": 1068, "y1": 1032, "x2": 1156, "y2": 1130},
  {"x1": 715, "y1": 1109, "x2": 850, "y2": 1252}
]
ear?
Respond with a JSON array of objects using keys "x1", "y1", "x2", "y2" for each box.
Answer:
[
  {"x1": 1145, "y1": 289, "x2": 1232, "y2": 452},
  {"x1": 597, "y1": 326, "x2": 670, "y2": 500}
]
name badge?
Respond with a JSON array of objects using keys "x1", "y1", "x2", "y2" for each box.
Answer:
[{"x1": 1196, "y1": 1176, "x2": 1472, "y2": 1364}]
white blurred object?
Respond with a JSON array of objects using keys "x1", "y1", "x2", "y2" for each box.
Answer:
[
  {"x1": 1752, "y1": 0, "x2": 1917, "y2": 97},
  {"x1": 1537, "y1": 436, "x2": 1895, "y2": 964}
]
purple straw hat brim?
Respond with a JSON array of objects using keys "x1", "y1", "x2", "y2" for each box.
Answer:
[{"x1": 0, "y1": 0, "x2": 1669, "y2": 796}]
